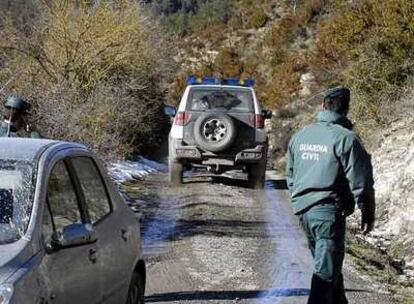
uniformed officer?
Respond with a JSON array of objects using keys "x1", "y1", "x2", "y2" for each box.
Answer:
[
  {"x1": 286, "y1": 87, "x2": 375, "y2": 304},
  {"x1": 0, "y1": 96, "x2": 41, "y2": 138}
]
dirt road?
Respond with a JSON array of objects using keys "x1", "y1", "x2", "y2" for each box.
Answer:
[{"x1": 125, "y1": 171, "x2": 395, "y2": 304}]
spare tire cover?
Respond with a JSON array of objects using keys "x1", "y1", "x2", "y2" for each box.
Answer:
[{"x1": 194, "y1": 113, "x2": 237, "y2": 153}]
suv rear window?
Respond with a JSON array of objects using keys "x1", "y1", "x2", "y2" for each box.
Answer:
[{"x1": 188, "y1": 87, "x2": 254, "y2": 113}]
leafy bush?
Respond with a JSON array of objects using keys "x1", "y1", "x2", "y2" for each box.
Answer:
[
  {"x1": 162, "y1": 10, "x2": 190, "y2": 35},
  {"x1": 260, "y1": 54, "x2": 304, "y2": 108},
  {"x1": 258, "y1": 4, "x2": 316, "y2": 108},
  {"x1": 146, "y1": 0, "x2": 233, "y2": 35},
  {"x1": 213, "y1": 47, "x2": 244, "y2": 78},
  {"x1": 147, "y1": 0, "x2": 201, "y2": 15},
  {"x1": 0, "y1": 0, "x2": 175, "y2": 158},
  {"x1": 189, "y1": 0, "x2": 232, "y2": 31},
  {"x1": 313, "y1": 0, "x2": 414, "y2": 126}
]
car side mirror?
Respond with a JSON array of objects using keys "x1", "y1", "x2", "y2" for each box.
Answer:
[
  {"x1": 164, "y1": 106, "x2": 177, "y2": 117},
  {"x1": 262, "y1": 110, "x2": 273, "y2": 120},
  {"x1": 50, "y1": 223, "x2": 97, "y2": 251}
]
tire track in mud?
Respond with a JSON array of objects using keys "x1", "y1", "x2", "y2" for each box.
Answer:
[{"x1": 125, "y1": 172, "x2": 396, "y2": 304}]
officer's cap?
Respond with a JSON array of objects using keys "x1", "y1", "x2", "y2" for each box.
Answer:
[{"x1": 5, "y1": 96, "x2": 30, "y2": 113}]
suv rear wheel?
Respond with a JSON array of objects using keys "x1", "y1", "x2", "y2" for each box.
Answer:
[
  {"x1": 247, "y1": 145, "x2": 268, "y2": 189},
  {"x1": 194, "y1": 113, "x2": 237, "y2": 153},
  {"x1": 169, "y1": 161, "x2": 183, "y2": 186},
  {"x1": 248, "y1": 160, "x2": 266, "y2": 189}
]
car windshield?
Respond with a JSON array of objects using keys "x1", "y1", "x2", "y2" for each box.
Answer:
[
  {"x1": 0, "y1": 160, "x2": 35, "y2": 244},
  {"x1": 189, "y1": 87, "x2": 254, "y2": 113}
]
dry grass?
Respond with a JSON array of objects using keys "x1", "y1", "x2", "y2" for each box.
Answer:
[{"x1": 0, "y1": 0, "x2": 175, "y2": 158}]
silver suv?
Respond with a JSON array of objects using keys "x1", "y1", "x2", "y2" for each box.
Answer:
[
  {"x1": 0, "y1": 138, "x2": 145, "y2": 304},
  {"x1": 165, "y1": 77, "x2": 272, "y2": 188}
]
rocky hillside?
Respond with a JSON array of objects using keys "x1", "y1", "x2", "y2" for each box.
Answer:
[{"x1": 369, "y1": 116, "x2": 414, "y2": 275}]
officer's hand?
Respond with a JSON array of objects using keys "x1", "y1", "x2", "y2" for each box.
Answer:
[
  {"x1": 361, "y1": 216, "x2": 375, "y2": 235},
  {"x1": 360, "y1": 190, "x2": 376, "y2": 235}
]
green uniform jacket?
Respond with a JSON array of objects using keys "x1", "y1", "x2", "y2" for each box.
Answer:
[
  {"x1": 286, "y1": 110, "x2": 375, "y2": 216},
  {"x1": 0, "y1": 122, "x2": 42, "y2": 138},
  {"x1": 0, "y1": 122, "x2": 11, "y2": 137}
]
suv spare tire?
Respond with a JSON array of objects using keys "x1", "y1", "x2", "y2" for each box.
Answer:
[{"x1": 194, "y1": 113, "x2": 237, "y2": 153}]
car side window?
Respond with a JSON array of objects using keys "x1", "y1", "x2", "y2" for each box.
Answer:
[
  {"x1": 71, "y1": 157, "x2": 111, "y2": 224},
  {"x1": 45, "y1": 161, "x2": 82, "y2": 238}
]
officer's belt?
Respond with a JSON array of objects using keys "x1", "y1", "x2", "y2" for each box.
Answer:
[{"x1": 302, "y1": 198, "x2": 343, "y2": 214}]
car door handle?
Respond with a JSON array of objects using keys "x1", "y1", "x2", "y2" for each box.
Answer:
[
  {"x1": 121, "y1": 228, "x2": 129, "y2": 241},
  {"x1": 89, "y1": 248, "x2": 98, "y2": 264}
]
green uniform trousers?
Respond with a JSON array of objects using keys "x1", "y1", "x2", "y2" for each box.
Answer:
[{"x1": 299, "y1": 203, "x2": 348, "y2": 304}]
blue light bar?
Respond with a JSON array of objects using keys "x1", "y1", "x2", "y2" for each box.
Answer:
[
  {"x1": 187, "y1": 76, "x2": 255, "y2": 87},
  {"x1": 187, "y1": 76, "x2": 200, "y2": 85},
  {"x1": 222, "y1": 78, "x2": 240, "y2": 86},
  {"x1": 202, "y1": 77, "x2": 221, "y2": 85},
  {"x1": 241, "y1": 78, "x2": 255, "y2": 87}
]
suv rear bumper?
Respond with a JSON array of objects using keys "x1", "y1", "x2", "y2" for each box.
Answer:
[{"x1": 171, "y1": 140, "x2": 266, "y2": 165}]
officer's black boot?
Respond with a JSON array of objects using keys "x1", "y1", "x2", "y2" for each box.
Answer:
[
  {"x1": 307, "y1": 274, "x2": 334, "y2": 304},
  {"x1": 332, "y1": 274, "x2": 348, "y2": 304}
]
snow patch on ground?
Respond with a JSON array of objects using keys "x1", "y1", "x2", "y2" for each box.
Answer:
[{"x1": 108, "y1": 156, "x2": 167, "y2": 183}]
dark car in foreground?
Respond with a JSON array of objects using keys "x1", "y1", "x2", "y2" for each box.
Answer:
[{"x1": 0, "y1": 138, "x2": 145, "y2": 304}]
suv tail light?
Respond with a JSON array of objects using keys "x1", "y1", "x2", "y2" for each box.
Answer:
[
  {"x1": 250, "y1": 114, "x2": 265, "y2": 129},
  {"x1": 174, "y1": 111, "x2": 192, "y2": 126}
]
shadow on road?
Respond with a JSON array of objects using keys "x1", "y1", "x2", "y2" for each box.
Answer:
[
  {"x1": 183, "y1": 175, "x2": 251, "y2": 188},
  {"x1": 182, "y1": 171, "x2": 289, "y2": 190},
  {"x1": 266, "y1": 178, "x2": 288, "y2": 190},
  {"x1": 146, "y1": 288, "x2": 372, "y2": 302},
  {"x1": 145, "y1": 288, "x2": 310, "y2": 302},
  {"x1": 170, "y1": 219, "x2": 271, "y2": 239}
]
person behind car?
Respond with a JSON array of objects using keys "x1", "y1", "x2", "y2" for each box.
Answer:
[
  {"x1": 0, "y1": 189, "x2": 13, "y2": 224},
  {"x1": 0, "y1": 96, "x2": 41, "y2": 138},
  {"x1": 286, "y1": 87, "x2": 376, "y2": 304}
]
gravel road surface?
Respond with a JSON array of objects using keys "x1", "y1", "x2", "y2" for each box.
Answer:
[{"x1": 126, "y1": 171, "x2": 395, "y2": 304}]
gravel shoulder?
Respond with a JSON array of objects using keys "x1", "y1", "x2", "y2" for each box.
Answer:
[{"x1": 124, "y1": 171, "x2": 396, "y2": 304}]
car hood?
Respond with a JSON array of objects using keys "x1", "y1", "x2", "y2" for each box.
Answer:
[{"x1": 0, "y1": 240, "x2": 33, "y2": 284}]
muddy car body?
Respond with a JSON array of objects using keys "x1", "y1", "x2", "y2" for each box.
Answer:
[
  {"x1": 166, "y1": 77, "x2": 272, "y2": 188},
  {"x1": 0, "y1": 138, "x2": 145, "y2": 304}
]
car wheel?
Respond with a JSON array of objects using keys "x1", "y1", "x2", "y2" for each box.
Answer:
[
  {"x1": 194, "y1": 113, "x2": 237, "y2": 153},
  {"x1": 169, "y1": 161, "x2": 183, "y2": 186},
  {"x1": 126, "y1": 271, "x2": 145, "y2": 304}
]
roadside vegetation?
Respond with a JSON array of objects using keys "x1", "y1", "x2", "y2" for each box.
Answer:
[
  {"x1": 0, "y1": 1, "x2": 410, "y2": 159},
  {"x1": 346, "y1": 226, "x2": 414, "y2": 303},
  {"x1": 154, "y1": 0, "x2": 414, "y2": 134},
  {"x1": 0, "y1": 0, "x2": 175, "y2": 158},
  {"x1": 312, "y1": 0, "x2": 414, "y2": 132}
]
